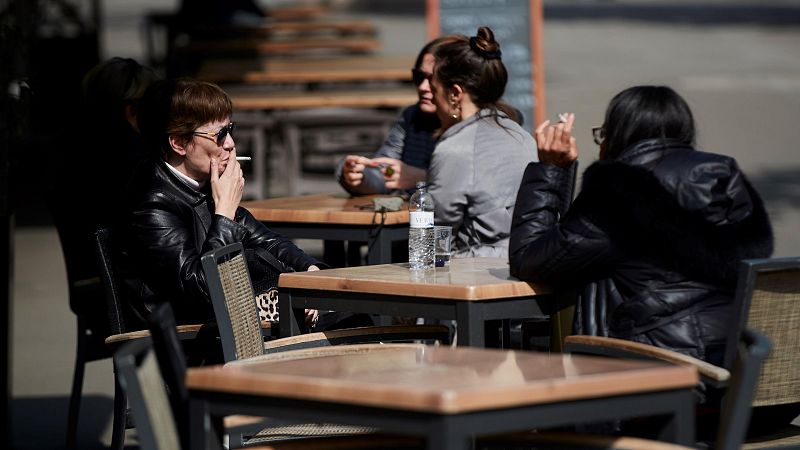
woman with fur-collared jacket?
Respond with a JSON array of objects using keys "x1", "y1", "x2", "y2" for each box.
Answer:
[{"x1": 509, "y1": 86, "x2": 773, "y2": 366}]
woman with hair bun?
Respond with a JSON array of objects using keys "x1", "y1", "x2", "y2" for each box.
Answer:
[{"x1": 426, "y1": 26, "x2": 538, "y2": 257}]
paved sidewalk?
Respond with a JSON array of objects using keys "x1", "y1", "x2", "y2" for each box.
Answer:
[{"x1": 10, "y1": 2, "x2": 800, "y2": 448}]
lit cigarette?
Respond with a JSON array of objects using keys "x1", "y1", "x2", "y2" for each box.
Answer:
[{"x1": 236, "y1": 156, "x2": 252, "y2": 161}]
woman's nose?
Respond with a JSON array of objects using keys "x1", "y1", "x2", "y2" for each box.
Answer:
[{"x1": 222, "y1": 134, "x2": 235, "y2": 150}]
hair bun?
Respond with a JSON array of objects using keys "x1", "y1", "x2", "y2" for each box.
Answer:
[{"x1": 470, "y1": 26, "x2": 502, "y2": 60}]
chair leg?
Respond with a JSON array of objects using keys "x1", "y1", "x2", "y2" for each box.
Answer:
[
  {"x1": 110, "y1": 362, "x2": 127, "y2": 450},
  {"x1": 66, "y1": 320, "x2": 88, "y2": 450}
]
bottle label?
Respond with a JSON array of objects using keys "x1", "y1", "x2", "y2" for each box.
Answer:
[{"x1": 409, "y1": 211, "x2": 434, "y2": 228}]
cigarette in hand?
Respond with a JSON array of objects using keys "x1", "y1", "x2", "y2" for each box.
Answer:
[
  {"x1": 557, "y1": 113, "x2": 568, "y2": 123},
  {"x1": 236, "y1": 156, "x2": 251, "y2": 161}
]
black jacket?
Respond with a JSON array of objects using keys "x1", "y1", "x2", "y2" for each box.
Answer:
[
  {"x1": 119, "y1": 159, "x2": 321, "y2": 327},
  {"x1": 510, "y1": 139, "x2": 773, "y2": 364}
]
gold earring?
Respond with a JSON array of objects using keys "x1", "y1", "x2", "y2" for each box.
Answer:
[{"x1": 451, "y1": 102, "x2": 460, "y2": 120}]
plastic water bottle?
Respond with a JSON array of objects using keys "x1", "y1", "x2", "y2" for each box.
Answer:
[{"x1": 408, "y1": 181, "x2": 435, "y2": 270}]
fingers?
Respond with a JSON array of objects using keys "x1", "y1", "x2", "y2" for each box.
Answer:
[
  {"x1": 304, "y1": 309, "x2": 319, "y2": 327},
  {"x1": 210, "y1": 158, "x2": 220, "y2": 183}
]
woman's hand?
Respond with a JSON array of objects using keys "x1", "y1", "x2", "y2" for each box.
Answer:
[
  {"x1": 534, "y1": 113, "x2": 578, "y2": 168},
  {"x1": 372, "y1": 157, "x2": 426, "y2": 190},
  {"x1": 305, "y1": 309, "x2": 319, "y2": 327},
  {"x1": 211, "y1": 149, "x2": 244, "y2": 219},
  {"x1": 341, "y1": 155, "x2": 373, "y2": 188},
  {"x1": 304, "y1": 265, "x2": 321, "y2": 327}
]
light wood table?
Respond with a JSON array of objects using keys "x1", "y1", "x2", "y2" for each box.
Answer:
[
  {"x1": 229, "y1": 88, "x2": 417, "y2": 110},
  {"x1": 277, "y1": 257, "x2": 569, "y2": 348},
  {"x1": 228, "y1": 89, "x2": 415, "y2": 196},
  {"x1": 187, "y1": 344, "x2": 699, "y2": 450},
  {"x1": 242, "y1": 193, "x2": 409, "y2": 265},
  {"x1": 197, "y1": 55, "x2": 413, "y2": 85}
]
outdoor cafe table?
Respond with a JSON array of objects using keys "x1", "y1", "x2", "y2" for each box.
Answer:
[
  {"x1": 187, "y1": 344, "x2": 699, "y2": 450},
  {"x1": 278, "y1": 257, "x2": 574, "y2": 347},
  {"x1": 242, "y1": 193, "x2": 409, "y2": 265}
]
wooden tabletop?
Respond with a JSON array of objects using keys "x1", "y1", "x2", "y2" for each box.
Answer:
[
  {"x1": 196, "y1": 55, "x2": 413, "y2": 84},
  {"x1": 176, "y1": 36, "x2": 382, "y2": 55},
  {"x1": 242, "y1": 193, "x2": 409, "y2": 225},
  {"x1": 185, "y1": 20, "x2": 378, "y2": 39},
  {"x1": 229, "y1": 88, "x2": 417, "y2": 110},
  {"x1": 186, "y1": 344, "x2": 698, "y2": 414},
  {"x1": 278, "y1": 257, "x2": 551, "y2": 300}
]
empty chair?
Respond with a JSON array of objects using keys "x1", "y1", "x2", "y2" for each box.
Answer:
[
  {"x1": 199, "y1": 242, "x2": 450, "y2": 446},
  {"x1": 135, "y1": 303, "x2": 424, "y2": 450},
  {"x1": 200, "y1": 241, "x2": 451, "y2": 363}
]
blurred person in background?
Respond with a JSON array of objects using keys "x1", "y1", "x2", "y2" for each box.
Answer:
[{"x1": 336, "y1": 36, "x2": 459, "y2": 195}]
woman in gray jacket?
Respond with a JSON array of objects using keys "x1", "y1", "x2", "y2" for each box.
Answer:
[{"x1": 426, "y1": 26, "x2": 538, "y2": 257}]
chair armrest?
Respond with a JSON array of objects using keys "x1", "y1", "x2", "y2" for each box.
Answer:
[
  {"x1": 227, "y1": 343, "x2": 426, "y2": 366},
  {"x1": 263, "y1": 324, "x2": 451, "y2": 354},
  {"x1": 104, "y1": 324, "x2": 203, "y2": 349},
  {"x1": 564, "y1": 335, "x2": 729, "y2": 386}
]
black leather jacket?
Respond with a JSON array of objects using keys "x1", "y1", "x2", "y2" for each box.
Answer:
[
  {"x1": 119, "y1": 159, "x2": 321, "y2": 326},
  {"x1": 510, "y1": 139, "x2": 773, "y2": 364}
]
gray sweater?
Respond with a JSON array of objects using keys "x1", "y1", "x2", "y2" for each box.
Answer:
[{"x1": 428, "y1": 109, "x2": 538, "y2": 257}]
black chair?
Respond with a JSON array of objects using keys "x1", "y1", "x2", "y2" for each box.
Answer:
[
  {"x1": 558, "y1": 257, "x2": 800, "y2": 447},
  {"x1": 144, "y1": 302, "x2": 425, "y2": 449},
  {"x1": 200, "y1": 242, "x2": 451, "y2": 363},
  {"x1": 93, "y1": 228, "x2": 203, "y2": 450},
  {"x1": 53, "y1": 221, "x2": 112, "y2": 450},
  {"x1": 480, "y1": 328, "x2": 772, "y2": 450},
  {"x1": 199, "y1": 242, "x2": 451, "y2": 447}
]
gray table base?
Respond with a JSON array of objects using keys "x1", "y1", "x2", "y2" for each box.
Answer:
[
  {"x1": 280, "y1": 289, "x2": 571, "y2": 347},
  {"x1": 266, "y1": 222, "x2": 408, "y2": 265},
  {"x1": 189, "y1": 387, "x2": 695, "y2": 450}
]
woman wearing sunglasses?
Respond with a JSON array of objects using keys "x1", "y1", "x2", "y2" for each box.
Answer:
[
  {"x1": 336, "y1": 35, "x2": 460, "y2": 195},
  {"x1": 119, "y1": 78, "x2": 322, "y2": 334},
  {"x1": 510, "y1": 85, "x2": 773, "y2": 371}
]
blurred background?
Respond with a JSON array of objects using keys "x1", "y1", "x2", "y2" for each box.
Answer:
[{"x1": 2, "y1": 0, "x2": 799, "y2": 448}]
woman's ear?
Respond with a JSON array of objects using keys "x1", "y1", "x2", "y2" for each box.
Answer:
[
  {"x1": 450, "y1": 84, "x2": 464, "y2": 103},
  {"x1": 168, "y1": 135, "x2": 188, "y2": 157}
]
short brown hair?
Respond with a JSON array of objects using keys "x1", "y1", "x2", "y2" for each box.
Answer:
[{"x1": 138, "y1": 78, "x2": 232, "y2": 158}]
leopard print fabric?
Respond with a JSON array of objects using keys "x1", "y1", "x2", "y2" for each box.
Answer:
[{"x1": 256, "y1": 288, "x2": 280, "y2": 323}]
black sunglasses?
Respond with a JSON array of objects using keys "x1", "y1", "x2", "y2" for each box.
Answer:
[
  {"x1": 193, "y1": 122, "x2": 236, "y2": 146},
  {"x1": 411, "y1": 68, "x2": 433, "y2": 86}
]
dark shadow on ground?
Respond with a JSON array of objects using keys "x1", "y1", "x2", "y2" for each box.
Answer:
[{"x1": 11, "y1": 395, "x2": 115, "y2": 450}]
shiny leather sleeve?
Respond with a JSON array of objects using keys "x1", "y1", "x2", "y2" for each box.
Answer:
[
  {"x1": 128, "y1": 201, "x2": 228, "y2": 307},
  {"x1": 509, "y1": 161, "x2": 616, "y2": 284},
  {"x1": 235, "y1": 207, "x2": 321, "y2": 271}
]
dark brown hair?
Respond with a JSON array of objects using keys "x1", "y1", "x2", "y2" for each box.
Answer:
[
  {"x1": 603, "y1": 85, "x2": 696, "y2": 160},
  {"x1": 138, "y1": 78, "x2": 232, "y2": 158},
  {"x1": 414, "y1": 35, "x2": 462, "y2": 70},
  {"x1": 432, "y1": 26, "x2": 518, "y2": 122}
]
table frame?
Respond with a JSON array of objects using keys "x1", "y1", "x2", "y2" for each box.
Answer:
[
  {"x1": 279, "y1": 288, "x2": 569, "y2": 347},
  {"x1": 189, "y1": 386, "x2": 695, "y2": 450},
  {"x1": 265, "y1": 221, "x2": 408, "y2": 265}
]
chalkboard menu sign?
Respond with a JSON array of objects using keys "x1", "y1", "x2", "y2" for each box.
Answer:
[{"x1": 426, "y1": 0, "x2": 545, "y2": 130}]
